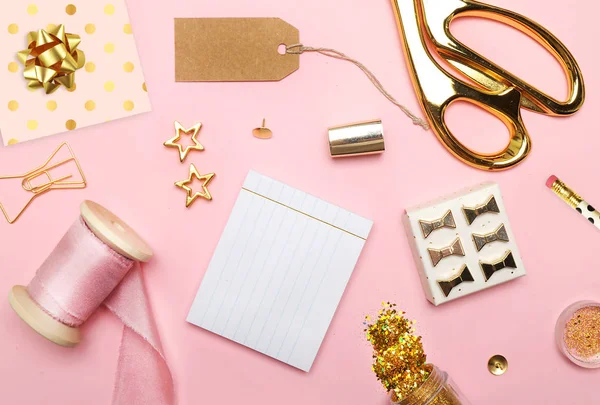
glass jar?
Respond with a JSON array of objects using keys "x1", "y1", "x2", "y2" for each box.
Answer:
[
  {"x1": 555, "y1": 300, "x2": 600, "y2": 369},
  {"x1": 391, "y1": 364, "x2": 470, "y2": 405}
]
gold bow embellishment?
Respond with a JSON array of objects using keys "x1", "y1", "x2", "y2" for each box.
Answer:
[
  {"x1": 17, "y1": 25, "x2": 85, "y2": 94},
  {"x1": 462, "y1": 196, "x2": 500, "y2": 225},
  {"x1": 419, "y1": 210, "x2": 456, "y2": 238},
  {"x1": 437, "y1": 265, "x2": 474, "y2": 297},
  {"x1": 480, "y1": 251, "x2": 517, "y2": 281},
  {"x1": 472, "y1": 224, "x2": 509, "y2": 252},
  {"x1": 427, "y1": 237, "x2": 464, "y2": 267}
]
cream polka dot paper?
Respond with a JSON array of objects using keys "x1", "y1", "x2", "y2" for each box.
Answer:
[{"x1": 0, "y1": 2, "x2": 150, "y2": 146}]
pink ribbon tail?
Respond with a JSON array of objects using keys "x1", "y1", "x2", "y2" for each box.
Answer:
[{"x1": 104, "y1": 263, "x2": 174, "y2": 405}]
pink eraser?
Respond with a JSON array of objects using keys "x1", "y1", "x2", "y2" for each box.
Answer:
[{"x1": 546, "y1": 175, "x2": 558, "y2": 189}]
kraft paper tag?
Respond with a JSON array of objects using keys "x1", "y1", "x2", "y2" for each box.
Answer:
[{"x1": 174, "y1": 18, "x2": 300, "y2": 82}]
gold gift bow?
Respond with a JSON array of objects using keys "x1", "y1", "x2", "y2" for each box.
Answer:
[{"x1": 17, "y1": 25, "x2": 85, "y2": 94}]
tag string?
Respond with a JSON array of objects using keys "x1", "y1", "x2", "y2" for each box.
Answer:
[{"x1": 286, "y1": 44, "x2": 430, "y2": 131}]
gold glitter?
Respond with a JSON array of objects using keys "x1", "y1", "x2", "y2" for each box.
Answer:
[
  {"x1": 366, "y1": 303, "x2": 429, "y2": 401},
  {"x1": 564, "y1": 306, "x2": 600, "y2": 362}
]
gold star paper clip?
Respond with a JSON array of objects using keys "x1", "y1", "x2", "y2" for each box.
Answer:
[
  {"x1": 175, "y1": 164, "x2": 215, "y2": 207},
  {"x1": 164, "y1": 121, "x2": 205, "y2": 162}
]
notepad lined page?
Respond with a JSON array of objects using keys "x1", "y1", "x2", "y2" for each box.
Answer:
[{"x1": 187, "y1": 170, "x2": 372, "y2": 371}]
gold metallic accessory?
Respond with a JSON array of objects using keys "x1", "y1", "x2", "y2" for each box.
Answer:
[
  {"x1": 164, "y1": 121, "x2": 205, "y2": 162},
  {"x1": 390, "y1": 0, "x2": 585, "y2": 171},
  {"x1": 479, "y1": 250, "x2": 516, "y2": 281},
  {"x1": 252, "y1": 118, "x2": 273, "y2": 139},
  {"x1": 427, "y1": 237, "x2": 464, "y2": 267},
  {"x1": 488, "y1": 355, "x2": 508, "y2": 375},
  {"x1": 547, "y1": 176, "x2": 583, "y2": 209},
  {"x1": 462, "y1": 196, "x2": 499, "y2": 225},
  {"x1": 328, "y1": 120, "x2": 385, "y2": 158},
  {"x1": 437, "y1": 264, "x2": 474, "y2": 297},
  {"x1": 0, "y1": 143, "x2": 86, "y2": 224},
  {"x1": 472, "y1": 223, "x2": 509, "y2": 251},
  {"x1": 174, "y1": 164, "x2": 215, "y2": 207},
  {"x1": 17, "y1": 25, "x2": 85, "y2": 94},
  {"x1": 419, "y1": 209, "x2": 455, "y2": 238}
]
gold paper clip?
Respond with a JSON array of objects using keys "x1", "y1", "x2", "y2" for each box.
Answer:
[{"x1": 0, "y1": 142, "x2": 86, "y2": 224}]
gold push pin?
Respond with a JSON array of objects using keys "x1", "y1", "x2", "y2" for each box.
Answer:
[
  {"x1": 252, "y1": 118, "x2": 272, "y2": 139},
  {"x1": 487, "y1": 355, "x2": 508, "y2": 375}
]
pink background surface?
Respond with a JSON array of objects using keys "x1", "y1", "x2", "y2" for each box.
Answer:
[{"x1": 1, "y1": 0, "x2": 599, "y2": 404}]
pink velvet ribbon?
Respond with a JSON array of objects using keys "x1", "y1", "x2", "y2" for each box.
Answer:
[{"x1": 27, "y1": 217, "x2": 174, "y2": 405}]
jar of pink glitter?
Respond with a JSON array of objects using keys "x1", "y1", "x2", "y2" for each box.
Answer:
[{"x1": 555, "y1": 300, "x2": 600, "y2": 368}]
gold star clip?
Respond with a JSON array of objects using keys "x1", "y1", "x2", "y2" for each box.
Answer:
[
  {"x1": 175, "y1": 164, "x2": 215, "y2": 207},
  {"x1": 164, "y1": 121, "x2": 205, "y2": 162}
]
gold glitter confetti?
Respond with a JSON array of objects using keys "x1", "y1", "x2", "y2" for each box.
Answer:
[
  {"x1": 365, "y1": 303, "x2": 429, "y2": 401},
  {"x1": 564, "y1": 306, "x2": 600, "y2": 363}
]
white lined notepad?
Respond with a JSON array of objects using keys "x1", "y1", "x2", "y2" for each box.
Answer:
[{"x1": 187, "y1": 171, "x2": 372, "y2": 371}]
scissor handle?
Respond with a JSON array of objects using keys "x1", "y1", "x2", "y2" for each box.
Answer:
[
  {"x1": 422, "y1": 0, "x2": 585, "y2": 116},
  {"x1": 433, "y1": 85, "x2": 531, "y2": 171}
]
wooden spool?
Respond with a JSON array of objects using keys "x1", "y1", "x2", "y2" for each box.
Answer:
[{"x1": 8, "y1": 200, "x2": 153, "y2": 347}]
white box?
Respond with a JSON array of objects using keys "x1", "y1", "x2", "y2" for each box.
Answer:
[{"x1": 403, "y1": 182, "x2": 526, "y2": 306}]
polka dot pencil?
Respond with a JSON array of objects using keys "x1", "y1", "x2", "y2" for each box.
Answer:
[{"x1": 547, "y1": 175, "x2": 600, "y2": 230}]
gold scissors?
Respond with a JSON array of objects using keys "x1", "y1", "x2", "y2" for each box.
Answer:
[{"x1": 391, "y1": 0, "x2": 585, "y2": 170}]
